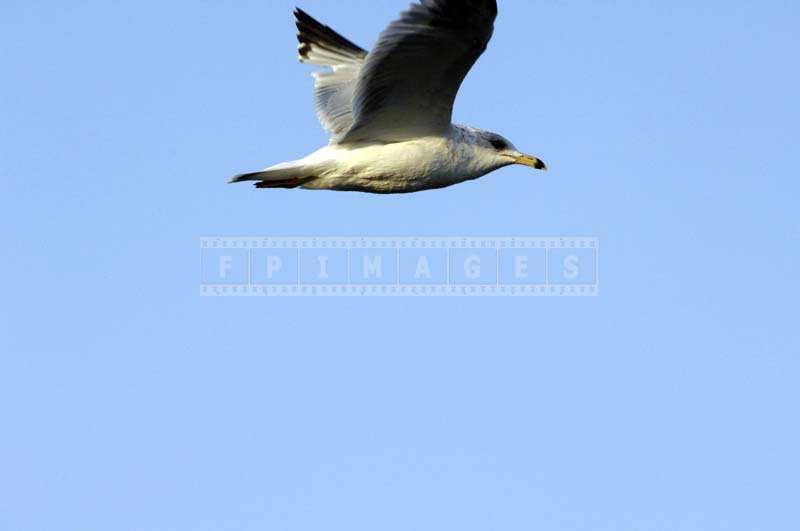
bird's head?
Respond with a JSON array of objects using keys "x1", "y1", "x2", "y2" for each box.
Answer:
[{"x1": 477, "y1": 131, "x2": 547, "y2": 172}]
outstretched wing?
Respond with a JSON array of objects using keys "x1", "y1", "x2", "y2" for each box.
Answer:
[
  {"x1": 295, "y1": 8, "x2": 368, "y2": 139},
  {"x1": 339, "y1": 0, "x2": 498, "y2": 144}
]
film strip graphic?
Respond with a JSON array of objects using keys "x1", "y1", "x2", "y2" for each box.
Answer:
[{"x1": 201, "y1": 237, "x2": 599, "y2": 297}]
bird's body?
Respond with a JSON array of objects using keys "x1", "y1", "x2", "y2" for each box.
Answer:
[
  {"x1": 232, "y1": 0, "x2": 546, "y2": 194},
  {"x1": 261, "y1": 125, "x2": 513, "y2": 194}
]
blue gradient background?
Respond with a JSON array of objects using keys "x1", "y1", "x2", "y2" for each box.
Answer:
[{"x1": 1, "y1": 1, "x2": 798, "y2": 530}]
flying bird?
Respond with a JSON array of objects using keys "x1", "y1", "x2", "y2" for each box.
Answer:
[{"x1": 231, "y1": 0, "x2": 547, "y2": 194}]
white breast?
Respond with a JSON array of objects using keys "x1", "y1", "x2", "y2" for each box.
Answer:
[{"x1": 303, "y1": 126, "x2": 497, "y2": 193}]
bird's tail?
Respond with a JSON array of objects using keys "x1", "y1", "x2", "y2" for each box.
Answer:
[{"x1": 229, "y1": 161, "x2": 318, "y2": 189}]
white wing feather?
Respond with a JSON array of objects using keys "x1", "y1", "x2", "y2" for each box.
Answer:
[
  {"x1": 295, "y1": 8, "x2": 368, "y2": 139},
  {"x1": 295, "y1": 1, "x2": 497, "y2": 144}
]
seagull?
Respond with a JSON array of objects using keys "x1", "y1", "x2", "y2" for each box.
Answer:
[{"x1": 231, "y1": 0, "x2": 547, "y2": 194}]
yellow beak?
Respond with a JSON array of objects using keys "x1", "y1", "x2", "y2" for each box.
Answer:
[{"x1": 514, "y1": 154, "x2": 548, "y2": 171}]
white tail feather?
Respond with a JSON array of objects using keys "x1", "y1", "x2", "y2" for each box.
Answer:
[{"x1": 229, "y1": 161, "x2": 312, "y2": 184}]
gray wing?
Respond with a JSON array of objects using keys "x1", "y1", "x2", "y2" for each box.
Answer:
[
  {"x1": 339, "y1": 0, "x2": 498, "y2": 144},
  {"x1": 295, "y1": 8, "x2": 368, "y2": 139}
]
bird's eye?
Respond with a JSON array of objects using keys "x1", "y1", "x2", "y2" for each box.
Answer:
[{"x1": 490, "y1": 138, "x2": 508, "y2": 150}]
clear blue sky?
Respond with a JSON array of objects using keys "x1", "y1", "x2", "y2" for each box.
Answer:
[{"x1": 1, "y1": 1, "x2": 799, "y2": 529}]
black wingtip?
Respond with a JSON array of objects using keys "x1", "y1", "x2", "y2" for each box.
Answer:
[
  {"x1": 292, "y1": 6, "x2": 368, "y2": 59},
  {"x1": 294, "y1": 7, "x2": 313, "y2": 25}
]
